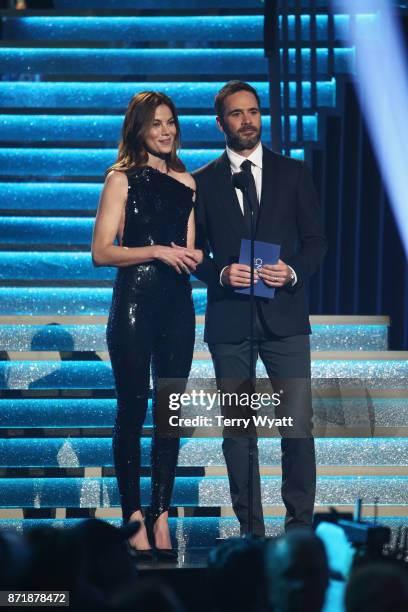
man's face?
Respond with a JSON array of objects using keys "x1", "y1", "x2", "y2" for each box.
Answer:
[{"x1": 217, "y1": 90, "x2": 262, "y2": 153}]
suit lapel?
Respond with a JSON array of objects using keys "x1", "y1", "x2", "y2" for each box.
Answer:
[
  {"x1": 256, "y1": 145, "x2": 280, "y2": 240},
  {"x1": 214, "y1": 151, "x2": 247, "y2": 240}
]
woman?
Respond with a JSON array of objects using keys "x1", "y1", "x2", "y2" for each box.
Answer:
[{"x1": 92, "y1": 91, "x2": 202, "y2": 561}]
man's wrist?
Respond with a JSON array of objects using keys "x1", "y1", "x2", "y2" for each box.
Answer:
[
  {"x1": 219, "y1": 266, "x2": 228, "y2": 287},
  {"x1": 288, "y1": 265, "x2": 297, "y2": 286}
]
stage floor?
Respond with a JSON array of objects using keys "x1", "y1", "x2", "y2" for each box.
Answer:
[{"x1": 135, "y1": 546, "x2": 212, "y2": 570}]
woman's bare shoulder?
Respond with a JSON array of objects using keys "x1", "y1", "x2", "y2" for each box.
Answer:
[
  {"x1": 174, "y1": 171, "x2": 196, "y2": 191},
  {"x1": 105, "y1": 169, "x2": 129, "y2": 188}
]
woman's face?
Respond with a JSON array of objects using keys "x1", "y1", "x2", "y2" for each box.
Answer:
[{"x1": 144, "y1": 104, "x2": 177, "y2": 156}]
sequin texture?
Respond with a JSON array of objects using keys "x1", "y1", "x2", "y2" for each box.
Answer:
[{"x1": 106, "y1": 166, "x2": 195, "y2": 524}]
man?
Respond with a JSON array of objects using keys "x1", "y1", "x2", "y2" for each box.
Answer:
[{"x1": 193, "y1": 80, "x2": 327, "y2": 535}]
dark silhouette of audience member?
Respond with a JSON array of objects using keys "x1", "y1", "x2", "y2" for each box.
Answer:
[
  {"x1": 345, "y1": 562, "x2": 408, "y2": 612},
  {"x1": 4, "y1": 520, "x2": 408, "y2": 612},
  {"x1": 0, "y1": 519, "x2": 140, "y2": 609},
  {"x1": 19, "y1": 525, "x2": 103, "y2": 609},
  {"x1": 69, "y1": 519, "x2": 139, "y2": 603},
  {"x1": 264, "y1": 530, "x2": 329, "y2": 612},
  {"x1": 0, "y1": 529, "x2": 32, "y2": 590},
  {"x1": 109, "y1": 578, "x2": 185, "y2": 611},
  {"x1": 207, "y1": 537, "x2": 268, "y2": 612}
]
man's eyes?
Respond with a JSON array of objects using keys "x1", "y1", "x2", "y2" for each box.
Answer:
[{"x1": 231, "y1": 110, "x2": 259, "y2": 117}]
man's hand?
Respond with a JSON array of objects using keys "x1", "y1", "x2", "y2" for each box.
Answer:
[
  {"x1": 258, "y1": 259, "x2": 292, "y2": 287},
  {"x1": 221, "y1": 263, "x2": 259, "y2": 288}
]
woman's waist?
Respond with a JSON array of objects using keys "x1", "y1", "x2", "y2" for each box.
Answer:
[
  {"x1": 114, "y1": 262, "x2": 192, "y2": 291},
  {"x1": 121, "y1": 235, "x2": 187, "y2": 249}
]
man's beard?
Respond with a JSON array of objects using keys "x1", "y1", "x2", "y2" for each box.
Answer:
[{"x1": 225, "y1": 125, "x2": 261, "y2": 152}]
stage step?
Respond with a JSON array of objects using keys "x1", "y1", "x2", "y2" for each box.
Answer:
[
  {"x1": 0, "y1": 183, "x2": 100, "y2": 214},
  {"x1": 1, "y1": 14, "x2": 374, "y2": 44},
  {"x1": 44, "y1": 0, "x2": 386, "y2": 8},
  {"x1": 0, "y1": 358, "x2": 407, "y2": 390},
  {"x1": 0, "y1": 217, "x2": 94, "y2": 245},
  {"x1": 0, "y1": 252, "x2": 115, "y2": 281},
  {"x1": 3, "y1": 516, "x2": 408, "y2": 549},
  {"x1": 0, "y1": 287, "x2": 208, "y2": 315},
  {"x1": 18, "y1": 0, "x2": 376, "y2": 13},
  {"x1": 0, "y1": 515, "x2": 405, "y2": 546},
  {"x1": 0, "y1": 516, "x2": 287, "y2": 544},
  {"x1": 0, "y1": 396, "x2": 402, "y2": 429},
  {"x1": 0, "y1": 475, "x2": 406, "y2": 508},
  {"x1": 0, "y1": 81, "x2": 335, "y2": 111},
  {"x1": 1, "y1": 396, "x2": 405, "y2": 434},
  {"x1": 1, "y1": 47, "x2": 270, "y2": 75},
  {"x1": 2, "y1": 16, "x2": 264, "y2": 44},
  {"x1": 11, "y1": 251, "x2": 368, "y2": 281},
  {"x1": 0, "y1": 147, "x2": 222, "y2": 178},
  {"x1": 0, "y1": 253, "x2": 206, "y2": 283},
  {"x1": 0, "y1": 114, "x2": 317, "y2": 144},
  {"x1": 0, "y1": 320, "x2": 389, "y2": 352},
  {"x1": 0, "y1": 505, "x2": 405, "y2": 522},
  {"x1": 0, "y1": 437, "x2": 407, "y2": 468},
  {"x1": 52, "y1": 0, "x2": 264, "y2": 9},
  {"x1": 0, "y1": 47, "x2": 352, "y2": 77}
]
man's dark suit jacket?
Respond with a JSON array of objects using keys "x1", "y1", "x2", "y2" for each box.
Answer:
[{"x1": 193, "y1": 145, "x2": 327, "y2": 344}]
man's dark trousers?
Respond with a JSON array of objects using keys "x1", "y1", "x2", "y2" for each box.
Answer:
[{"x1": 209, "y1": 305, "x2": 316, "y2": 536}]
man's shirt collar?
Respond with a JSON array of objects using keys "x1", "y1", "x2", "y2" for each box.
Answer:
[{"x1": 226, "y1": 141, "x2": 263, "y2": 173}]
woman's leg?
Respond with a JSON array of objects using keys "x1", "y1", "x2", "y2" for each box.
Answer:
[
  {"x1": 149, "y1": 298, "x2": 195, "y2": 546},
  {"x1": 107, "y1": 302, "x2": 153, "y2": 527}
]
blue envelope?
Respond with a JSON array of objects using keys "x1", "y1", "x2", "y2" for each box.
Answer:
[{"x1": 235, "y1": 239, "x2": 281, "y2": 299}]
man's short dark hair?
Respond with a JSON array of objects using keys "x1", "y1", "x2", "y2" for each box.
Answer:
[{"x1": 215, "y1": 80, "x2": 261, "y2": 120}]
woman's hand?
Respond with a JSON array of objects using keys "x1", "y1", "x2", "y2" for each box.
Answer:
[
  {"x1": 153, "y1": 244, "x2": 199, "y2": 274},
  {"x1": 170, "y1": 243, "x2": 203, "y2": 266}
]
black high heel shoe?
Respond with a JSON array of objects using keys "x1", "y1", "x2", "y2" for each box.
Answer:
[
  {"x1": 145, "y1": 508, "x2": 178, "y2": 562},
  {"x1": 124, "y1": 515, "x2": 154, "y2": 562},
  {"x1": 126, "y1": 540, "x2": 154, "y2": 562}
]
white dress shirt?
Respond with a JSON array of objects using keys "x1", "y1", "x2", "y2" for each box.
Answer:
[
  {"x1": 219, "y1": 143, "x2": 297, "y2": 287},
  {"x1": 227, "y1": 142, "x2": 263, "y2": 214}
]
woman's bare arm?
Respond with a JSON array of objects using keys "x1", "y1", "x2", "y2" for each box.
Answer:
[
  {"x1": 171, "y1": 176, "x2": 203, "y2": 265},
  {"x1": 92, "y1": 170, "x2": 200, "y2": 273},
  {"x1": 91, "y1": 171, "x2": 155, "y2": 267},
  {"x1": 186, "y1": 207, "x2": 196, "y2": 250}
]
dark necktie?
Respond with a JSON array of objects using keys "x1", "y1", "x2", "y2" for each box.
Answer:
[{"x1": 240, "y1": 159, "x2": 260, "y2": 234}]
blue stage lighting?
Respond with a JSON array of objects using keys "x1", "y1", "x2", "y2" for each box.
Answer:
[{"x1": 332, "y1": 0, "x2": 408, "y2": 256}]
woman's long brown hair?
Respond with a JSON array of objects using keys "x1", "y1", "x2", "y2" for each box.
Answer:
[{"x1": 107, "y1": 91, "x2": 185, "y2": 175}]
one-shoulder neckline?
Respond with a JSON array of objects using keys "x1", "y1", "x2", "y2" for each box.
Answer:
[{"x1": 134, "y1": 165, "x2": 195, "y2": 194}]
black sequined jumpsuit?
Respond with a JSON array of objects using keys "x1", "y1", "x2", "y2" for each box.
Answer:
[{"x1": 106, "y1": 166, "x2": 195, "y2": 525}]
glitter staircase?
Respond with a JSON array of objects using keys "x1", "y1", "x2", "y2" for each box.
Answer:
[
  {"x1": 1, "y1": 356, "x2": 408, "y2": 389},
  {"x1": 1, "y1": 305, "x2": 408, "y2": 539},
  {"x1": 0, "y1": 0, "x2": 406, "y2": 541},
  {"x1": 0, "y1": 316, "x2": 390, "y2": 352},
  {"x1": 0, "y1": 81, "x2": 334, "y2": 111},
  {"x1": 0, "y1": 115, "x2": 318, "y2": 144}
]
